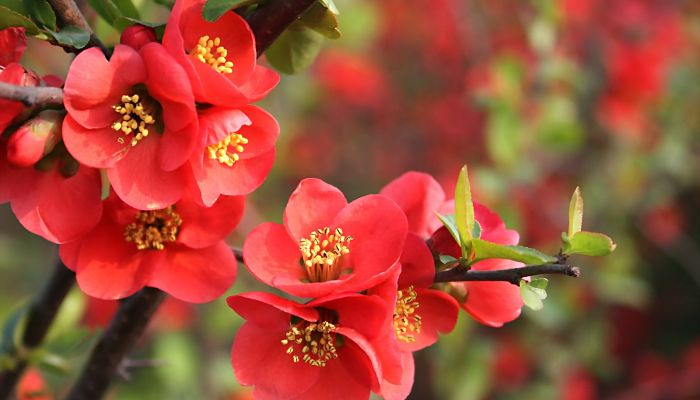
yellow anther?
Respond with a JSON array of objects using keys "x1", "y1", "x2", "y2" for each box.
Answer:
[
  {"x1": 124, "y1": 207, "x2": 182, "y2": 251},
  {"x1": 281, "y1": 321, "x2": 337, "y2": 367},
  {"x1": 111, "y1": 93, "x2": 156, "y2": 147},
  {"x1": 299, "y1": 227, "x2": 353, "y2": 282},
  {"x1": 393, "y1": 286, "x2": 422, "y2": 343},
  {"x1": 191, "y1": 35, "x2": 234, "y2": 74},
  {"x1": 206, "y1": 132, "x2": 248, "y2": 167}
]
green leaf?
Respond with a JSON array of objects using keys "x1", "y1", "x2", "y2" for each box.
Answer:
[
  {"x1": 563, "y1": 231, "x2": 616, "y2": 256},
  {"x1": 266, "y1": 24, "x2": 324, "y2": 74},
  {"x1": 47, "y1": 26, "x2": 90, "y2": 49},
  {"x1": 113, "y1": 16, "x2": 163, "y2": 31},
  {"x1": 86, "y1": 0, "x2": 121, "y2": 25},
  {"x1": 100, "y1": 169, "x2": 110, "y2": 200},
  {"x1": 113, "y1": 0, "x2": 140, "y2": 19},
  {"x1": 471, "y1": 238, "x2": 557, "y2": 265},
  {"x1": 36, "y1": 351, "x2": 71, "y2": 374},
  {"x1": 300, "y1": 1, "x2": 341, "y2": 39},
  {"x1": 568, "y1": 186, "x2": 583, "y2": 237},
  {"x1": 0, "y1": 5, "x2": 40, "y2": 34},
  {"x1": 435, "y1": 212, "x2": 460, "y2": 245},
  {"x1": 520, "y1": 280, "x2": 545, "y2": 310},
  {"x1": 454, "y1": 165, "x2": 475, "y2": 255},
  {"x1": 22, "y1": 0, "x2": 56, "y2": 30},
  {"x1": 202, "y1": 0, "x2": 256, "y2": 22},
  {"x1": 1, "y1": 305, "x2": 27, "y2": 354},
  {"x1": 439, "y1": 254, "x2": 458, "y2": 265},
  {"x1": 529, "y1": 277, "x2": 549, "y2": 290}
]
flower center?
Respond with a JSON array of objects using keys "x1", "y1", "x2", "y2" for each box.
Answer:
[
  {"x1": 124, "y1": 206, "x2": 182, "y2": 250},
  {"x1": 206, "y1": 132, "x2": 248, "y2": 167},
  {"x1": 112, "y1": 94, "x2": 155, "y2": 147},
  {"x1": 393, "y1": 286, "x2": 422, "y2": 343},
  {"x1": 299, "y1": 227, "x2": 352, "y2": 282},
  {"x1": 280, "y1": 320, "x2": 338, "y2": 367},
  {"x1": 192, "y1": 35, "x2": 234, "y2": 74}
]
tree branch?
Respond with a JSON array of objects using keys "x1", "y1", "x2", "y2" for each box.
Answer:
[
  {"x1": 0, "y1": 82, "x2": 64, "y2": 107},
  {"x1": 231, "y1": 246, "x2": 244, "y2": 263},
  {"x1": 0, "y1": 261, "x2": 75, "y2": 400},
  {"x1": 434, "y1": 263, "x2": 581, "y2": 285},
  {"x1": 66, "y1": 288, "x2": 165, "y2": 400},
  {"x1": 46, "y1": 0, "x2": 108, "y2": 55},
  {"x1": 246, "y1": 0, "x2": 317, "y2": 55}
]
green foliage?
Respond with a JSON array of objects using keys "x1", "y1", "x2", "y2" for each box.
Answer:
[
  {"x1": 568, "y1": 186, "x2": 583, "y2": 237},
  {"x1": 471, "y1": 239, "x2": 557, "y2": 265},
  {"x1": 202, "y1": 0, "x2": 259, "y2": 22},
  {"x1": 563, "y1": 231, "x2": 616, "y2": 257},
  {"x1": 454, "y1": 165, "x2": 475, "y2": 257},
  {"x1": 22, "y1": 0, "x2": 56, "y2": 30},
  {"x1": 300, "y1": 1, "x2": 341, "y2": 39},
  {"x1": 46, "y1": 26, "x2": 90, "y2": 49},
  {"x1": 0, "y1": 5, "x2": 40, "y2": 34},
  {"x1": 435, "y1": 212, "x2": 461, "y2": 245},
  {"x1": 266, "y1": 23, "x2": 324, "y2": 74},
  {"x1": 520, "y1": 279, "x2": 548, "y2": 311}
]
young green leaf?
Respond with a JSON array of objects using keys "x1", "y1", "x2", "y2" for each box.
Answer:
[
  {"x1": 529, "y1": 277, "x2": 549, "y2": 290},
  {"x1": 0, "y1": 5, "x2": 40, "y2": 34},
  {"x1": 22, "y1": 0, "x2": 56, "y2": 30},
  {"x1": 438, "y1": 254, "x2": 459, "y2": 265},
  {"x1": 471, "y1": 238, "x2": 557, "y2": 265},
  {"x1": 202, "y1": 0, "x2": 257, "y2": 22},
  {"x1": 435, "y1": 212, "x2": 461, "y2": 245},
  {"x1": 47, "y1": 26, "x2": 90, "y2": 49},
  {"x1": 563, "y1": 231, "x2": 616, "y2": 256},
  {"x1": 568, "y1": 186, "x2": 583, "y2": 237},
  {"x1": 519, "y1": 280, "x2": 546, "y2": 310},
  {"x1": 266, "y1": 23, "x2": 324, "y2": 74},
  {"x1": 300, "y1": 1, "x2": 341, "y2": 39},
  {"x1": 113, "y1": 0, "x2": 140, "y2": 20},
  {"x1": 85, "y1": 0, "x2": 121, "y2": 25},
  {"x1": 454, "y1": 165, "x2": 475, "y2": 251}
]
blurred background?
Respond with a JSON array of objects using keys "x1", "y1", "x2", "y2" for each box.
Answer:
[{"x1": 2, "y1": 0, "x2": 700, "y2": 398}]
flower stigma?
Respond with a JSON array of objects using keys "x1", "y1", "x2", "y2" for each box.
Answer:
[
  {"x1": 393, "y1": 286, "x2": 422, "y2": 343},
  {"x1": 124, "y1": 206, "x2": 182, "y2": 250},
  {"x1": 299, "y1": 227, "x2": 353, "y2": 282},
  {"x1": 281, "y1": 320, "x2": 338, "y2": 367},
  {"x1": 207, "y1": 132, "x2": 248, "y2": 167},
  {"x1": 112, "y1": 94, "x2": 155, "y2": 147},
  {"x1": 192, "y1": 35, "x2": 234, "y2": 74}
]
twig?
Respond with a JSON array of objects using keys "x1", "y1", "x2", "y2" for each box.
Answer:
[
  {"x1": 66, "y1": 288, "x2": 166, "y2": 400},
  {"x1": 0, "y1": 82, "x2": 64, "y2": 107},
  {"x1": 0, "y1": 261, "x2": 75, "y2": 400},
  {"x1": 434, "y1": 263, "x2": 581, "y2": 285},
  {"x1": 231, "y1": 246, "x2": 244, "y2": 263},
  {"x1": 245, "y1": 0, "x2": 317, "y2": 55},
  {"x1": 46, "y1": 0, "x2": 109, "y2": 55}
]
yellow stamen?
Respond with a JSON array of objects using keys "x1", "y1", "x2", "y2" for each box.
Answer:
[
  {"x1": 280, "y1": 321, "x2": 338, "y2": 367},
  {"x1": 192, "y1": 35, "x2": 234, "y2": 74},
  {"x1": 393, "y1": 286, "x2": 422, "y2": 343},
  {"x1": 299, "y1": 227, "x2": 352, "y2": 282},
  {"x1": 206, "y1": 132, "x2": 248, "y2": 167},
  {"x1": 124, "y1": 207, "x2": 182, "y2": 250},
  {"x1": 111, "y1": 94, "x2": 156, "y2": 147}
]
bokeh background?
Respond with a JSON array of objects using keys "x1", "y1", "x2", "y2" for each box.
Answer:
[{"x1": 2, "y1": 0, "x2": 700, "y2": 398}]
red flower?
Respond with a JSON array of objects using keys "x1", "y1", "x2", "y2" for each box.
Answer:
[
  {"x1": 0, "y1": 63, "x2": 38, "y2": 133},
  {"x1": 431, "y1": 204, "x2": 524, "y2": 327},
  {"x1": 163, "y1": 0, "x2": 279, "y2": 106},
  {"x1": 228, "y1": 291, "x2": 396, "y2": 399},
  {"x1": 379, "y1": 171, "x2": 451, "y2": 238},
  {"x1": 243, "y1": 178, "x2": 408, "y2": 298},
  {"x1": 59, "y1": 192, "x2": 243, "y2": 302},
  {"x1": 17, "y1": 368, "x2": 52, "y2": 400},
  {"x1": 0, "y1": 141, "x2": 103, "y2": 244},
  {"x1": 6, "y1": 110, "x2": 62, "y2": 167},
  {"x1": 0, "y1": 27, "x2": 26, "y2": 67},
  {"x1": 62, "y1": 43, "x2": 198, "y2": 210},
  {"x1": 188, "y1": 105, "x2": 278, "y2": 206}
]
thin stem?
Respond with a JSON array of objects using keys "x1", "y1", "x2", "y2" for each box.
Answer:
[
  {"x1": 66, "y1": 288, "x2": 166, "y2": 400},
  {"x1": 0, "y1": 261, "x2": 75, "y2": 400},
  {"x1": 434, "y1": 263, "x2": 581, "y2": 285},
  {"x1": 246, "y1": 0, "x2": 317, "y2": 55},
  {"x1": 231, "y1": 246, "x2": 244, "y2": 263},
  {"x1": 46, "y1": 0, "x2": 108, "y2": 55},
  {"x1": 0, "y1": 82, "x2": 64, "y2": 107}
]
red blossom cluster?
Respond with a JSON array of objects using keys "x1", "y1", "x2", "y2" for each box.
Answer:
[
  {"x1": 0, "y1": 0, "x2": 279, "y2": 302},
  {"x1": 228, "y1": 173, "x2": 526, "y2": 399}
]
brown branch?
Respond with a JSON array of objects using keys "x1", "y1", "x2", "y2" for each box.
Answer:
[
  {"x1": 66, "y1": 287, "x2": 166, "y2": 400},
  {"x1": 246, "y1": 0, "x2": 317, "y2": 55},
  {"x1": 46, "y1": 0, "x2": 108, "y2": 55},
  {"x1": 0, "y1": 82, "x2": 64, "y2": 107},
  {"x1": 434, "y1": 263, "x2": 581, "y2": 285},
  {"x1": 0, "y1": 261, "x2": 75, "y2": 400},
  {"x1": 231, "y1": 246, "x2": 244, "y2": 263}
]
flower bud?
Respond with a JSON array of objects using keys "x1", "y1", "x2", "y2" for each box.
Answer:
[
  {"x1": 6, "y1": 110, "x2": 63, "y2": 167},
  {"x1": 120, "y1": 25, "x2": 157, "y2": 50}
]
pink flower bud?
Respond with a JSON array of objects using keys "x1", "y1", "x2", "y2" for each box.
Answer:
[
  {"x1": 7, "y1": 110, "x2": 63, "y2": 167},
  {"x1": 120, "y1": 25, "x2": 157, "y2": 50}
]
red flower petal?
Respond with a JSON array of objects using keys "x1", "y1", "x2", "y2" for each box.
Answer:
[
  {"x1": 380, "y1": 351, "x2": 415, "y2": 400},
  {"x1": 236, "y1": 105, "x2": 280, "y2": 160},
  {"x1": 463, "y1": 259, "x2": 524, "y2": 327},
  {"x1": 397, "y1": 233, "x2": 435, "y2": 289},
  {"x1": 399, "y1": 288, "x2": 458, "y2": 352},
  {"x1": 380, "y1": 171, "x2": 446, "y2": 238},
  {"x1": 238, "y1": 65, "x2": 280, "y2": 103},
  {"x1": 71, "y1": 222, "x2": 159, "y2": 299},
  {"x1": 283, "y1": 178, "x2": 347, "y2": 241},
  {"x1": 0, "y1": 27, "x2": 26, "y2": 67},
  {"x1": 148, "y1": 242, "x2": 236, "y2": 303},
  {"x1": 307, "y1": 294, "x2": 389, "y2": 340},
  {"x1": 227, "y1": 291, "x2": 318, "y2": 328},
  {"x1": 177, "y1": 194, "x2": 244, "y2": 249},
  {"x1": 107, "y1": 134, "x2": 184, "y2": 210},
  {"x1": 62, "y1": 116, "x2": 129, "y2": 169}
]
